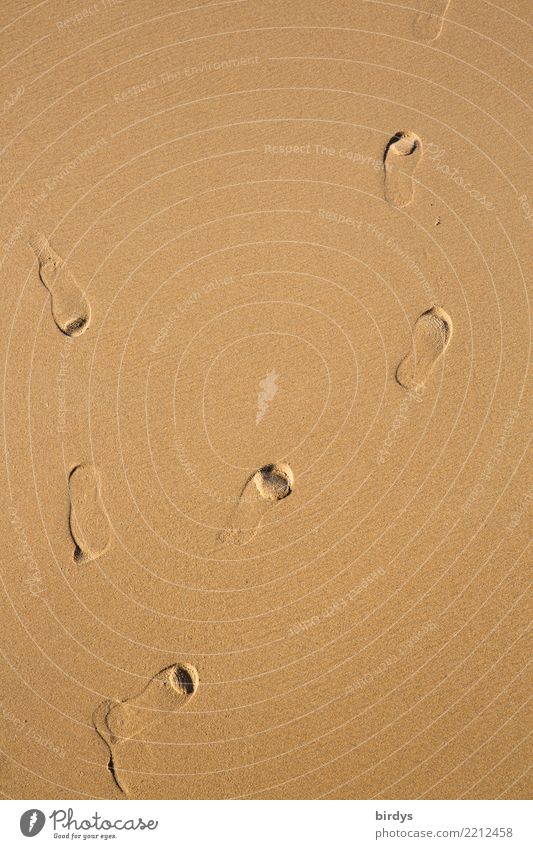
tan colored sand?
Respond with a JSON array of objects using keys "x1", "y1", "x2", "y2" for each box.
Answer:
[{"x1": 0, "y1": 0, "x2": 531, "y2": 799}]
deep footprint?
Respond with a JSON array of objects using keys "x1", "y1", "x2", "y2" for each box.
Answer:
[
  {"x1": 93, "y1": 663, "x2": 199, "y2": 794},
  {"x1": 68, "y1": 464, "x2": 109, "y2": 563},
  {"x1": 396, "y1": 306, "x2": 452, "y2": 390},
  {"x1": 30, "y1": 232, "x2": 90, "y2": 336},
  {"x1": 413, "y1": 0, "x2": 451, "y2": 42},
  {"x1": 383, "y1": 131, "x2": 422, "y2": 209},
  {"x1": 220, "y1": 462, "x2": 294, "y2": 546}
]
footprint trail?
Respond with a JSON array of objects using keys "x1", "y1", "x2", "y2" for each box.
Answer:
[
  {"x1": 396, "y1": 307, "x2": 453, "y2": 390},
  {"x1": 383, "y1": 131, "x2": 422, "y2": 209},
  {"x1": 30, "y1": 232, "x2": 90, "y2": 336},
  {"x1": 68, "y1": 464, "x2": 109, "y2": 563},
  {"x1": 413, "y1": 0, "x2": 451, "y2": 42},
  {"x1": 93, "y1": 664, "x2": 199, "y2": 794},
  {"x1": 220, "y1": 462, "x2": 293, "y2": 546}
]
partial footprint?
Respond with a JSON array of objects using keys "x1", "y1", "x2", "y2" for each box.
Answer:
[
  {"x1": 220, "y1": 462, "x2": 293, "y2": 546},
  {"x1": 93, "y1": 663, "x2": 199, "y2": 794},
  {"x1": 30, "y1": 232, "x2": 90, "y2": 336},
  {"x1": 383, "y1": 131, "x2": 422, "y2": 208},
  {"x1": 413, "y1": 0, "x2": 451, "y2": 42},
  {"x1": 396, "y1": 306, "x2": 452, "y2": 390},
  {"x1": 68, "y1": 464, "x2": 109, "y2": 563}
]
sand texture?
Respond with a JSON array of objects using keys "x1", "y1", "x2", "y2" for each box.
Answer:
[{"x1": 0, "y1": 0, "x2": 531, "y2": 800}]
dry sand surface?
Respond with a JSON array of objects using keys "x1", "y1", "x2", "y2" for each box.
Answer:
[{"x1": 0, "y1": 0, "x2": 531, "y2": 800}]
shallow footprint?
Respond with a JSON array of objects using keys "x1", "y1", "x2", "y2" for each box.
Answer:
[
  {"x1": 413, "y1": 0, "x2": 451, "y2": 42},
  {"x1": 396, "y1": 306, "x2": 452, "y2": 390},
  {"x1": 93, "y1": 663, "x2": 199, "y2": 794},
  {"x1": 219, "y1": 462, "x2": 294, "y2": 546},
  {"x1": 30, "y1": 232, "x2": 90, "y2": 336},
  {"x1": 383, "y1": 131, "x2": 422, "y2": 209},
  {"x1": 68, "y1": 464, "x2": 109, "y2": 563}
]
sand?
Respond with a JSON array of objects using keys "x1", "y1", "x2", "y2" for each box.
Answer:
[{"x1": 0, "y1": 0, "x2": 531, "y2": 800}]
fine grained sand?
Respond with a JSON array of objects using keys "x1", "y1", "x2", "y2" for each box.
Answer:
[{"x1": 0, "y1": 0, "x2": 531, "y2": 800}]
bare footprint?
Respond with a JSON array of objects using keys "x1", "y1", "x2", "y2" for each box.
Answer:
[
  {"x1": 383, "y1": 131, "x2": 422, "y2": 208},
  {"x1": 219, "y1": 462, "x2": 293, "y2": 546},
  {"x1": 413, "y1": 0, "x2": 451, "y2": 42},
  {"x1": 30, "y1": 232, "x2": 90, "y2": 336},
  {"x1": 396, "y1": 306, "x2": 452, "y2": 390},
  {"x1": 93, "y1": 663, "x2": 199, "y2": 794},
  {"x1": 68, "y1": 464, "x2": 109, "y2": 563}
]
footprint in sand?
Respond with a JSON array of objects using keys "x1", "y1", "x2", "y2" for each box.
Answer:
[
  {"x1": 383, "y1": 131, "x2": 422, "y2": 209},
  {"x1": 413, "y1": 0, "x2": 451, "y2": 42},
  {"x1": 30, "y1": 233, "x2": 90, "y2": 336},
  {"x1": 93, "y1": 663, "x2": 199, "y2": 794},
  {"x1": 396, "y1": 306, "x2": 452, "y2": 390},
  {"x1": 220, "y1": 462, "x2": 294, "y2": 546},
  {"x1": 68, "y1": 464, "x2": 109, "y2": 563}
]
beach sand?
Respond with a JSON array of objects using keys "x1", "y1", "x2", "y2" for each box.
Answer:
[{"x1": 0, "y1": 0, "x2": 531, "y2": 799}]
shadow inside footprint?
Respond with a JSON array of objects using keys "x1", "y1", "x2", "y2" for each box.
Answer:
[
  {"x1": 68, "y1": 464, "x2": 110, "y2": 563},
  {"x1": 413, "y1": 0, "x2": 451, "y2": 42},
  {"x1": 30, "y1": 233, "x2": 90, "y2": 336},
  {"x1": 93, "y1": 663, "x2": 199, "y2": 795},
  {"x1": 383, "y1": 131, "x2": 422, "y2": 209},
  {"x1": 396, "y1": 306, "x2": 453, "y2": 390},
  {"x1": 219, "y1": 462, "x2": 294, "y2": 546}
]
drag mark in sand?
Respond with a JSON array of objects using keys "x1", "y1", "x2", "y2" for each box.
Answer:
[
  {"x1": 93, "y1": 664, "x2": 199, "y2": 794},
  {"x1": 413, "y1": 0, "x2": 451, "y2": 42},
  {"x1": 68, "y1": 464, "x2": 109, "y2": 563},
  {"x1": 383, "y1": 131, "x2": 422, "y2": 209},
  {"x1": 220, "y1": 462, "x2": 293, "y2": 546},
  {"x1": 396, "y1": 307, "x2": 453, "y2": 390},
  {"x1": 256, "y1": 368, "x2": 279, "y2": 425},
  {"x1": 30, "y1": 232, "x2": 90, "y2": 336}
]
